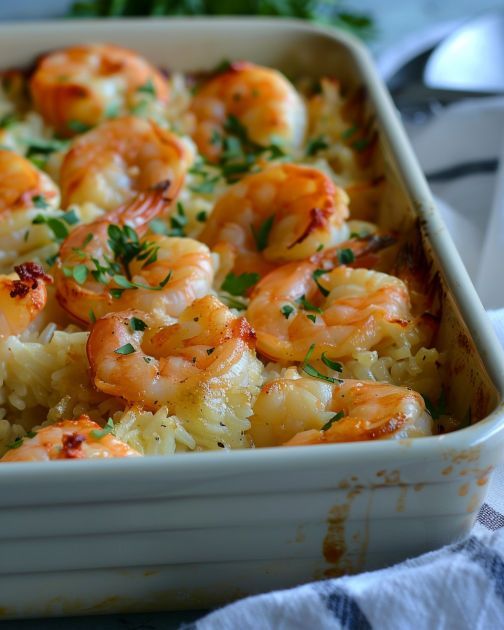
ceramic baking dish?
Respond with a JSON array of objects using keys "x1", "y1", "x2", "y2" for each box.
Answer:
[{"x1": 1, "y1": 17, "x2": 504, "y2": 620}]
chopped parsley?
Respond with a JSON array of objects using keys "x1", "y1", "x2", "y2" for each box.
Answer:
[
  {"x1": 251, "y1": 215, "x2": 274, "y2": 252},
  {"x1": 114, "y1": 343, "x2": 135, "y2": 355},
  {"x1": 281, "y1": 304, "x2": 294, "y2": 319},
  {"x1": 61, "y1": 209, "x2": 79, "y2": 225},
  {"x1": 137, "y1": 78, "x2": 156, "y2": 97},
  {"x1": 25, "y1": 137, "x2": 68, "y2": 156},
  {"x1": 341, "y1": 126, "x2": 357, "y2": 140},
  {"x1": 32, "y1": 194, "x2": 49, "y2": 209},
  {"x1": 212, "y1": 59, "x2": 233, "y2": 74},
  {"x1": 301, "y1": 343, "x2": 342, "y2": 384},
  {"x1": 296, "y1": 294, "x2": 322, "y2": 313},
  {"x1": 130, "y1": 316, "x2": 148, "y2": 331},
  {"x1": 68, "y1": 120, "x2": 93, "y2": 133},
  {"x1": 90, "y1": 418, "x2": 115, "y2": 439},
  {"x1": 221, "y1": 271, "x2": 259, "y2": 296},
  {"x1": 149, "y1": 218, "x2": 169, "y2": 236},
  {"x1": 196, "y1": 210, "x2": 207, "y2": 223},
  {"x1": 71, "y1": 264, "x2": 89, "y2": 285},
  {"x1": 32, "y1": 215, "x2": 69, "y2": 242},
  {"x1": 104, "y1": 102, "x2": 120, "y2": 119},
  {"x1": 307, "y1": 314, "x2": 317, "y2": 323},
  {"x1": 45, "y1": 253, "x2": 59, "y2": 267},
  {"x1": 5, "y1": 436, "x2": 24, "y2": 450},
  {"x1": 0, "y1": 112, "x2": 18, "y2": 129},
  {"x1": 89, "y1": 309, "x2": 96, "y2": 323},
  {"x1": 306, "y1": 135, "x2": 329, "y2": 156},
  {"x1": 169, "y1": 202, "x2": 188, "y2": 236},
  {"x1": 206, "y1": 347, "x2": 215, "y2": 356},
  {"x1": 321, "y1": 352, "x2": 343, "y2": 372},
  {"x1": 338, "y1": 248, "x2": 355, "y2": 265},
  {"x1": 312, "y1": 268, "x2": 330, "y2": 297},
  {"x1": 321, "y1": 411, "x2": 345, "y2": 431}
]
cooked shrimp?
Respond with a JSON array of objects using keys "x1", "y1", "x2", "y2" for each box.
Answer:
[
  {"x1": 0, "y1": 262, "x2": 52, "y2": 338},
  {"x1": 201, "y1": 163, "x2": 349, "y2": 278},
  {"x1": 54, "y1": 190, "x2": 214, "y2": 324},
  {"x1": 30, "y1": 43, "x2": 169, "y2": 136},
  {"x1": 0, "y1": 149, "x2": 61, "y2": 258},
  {"x1": 59, "y1": 116, "x2": 194, "y2": 211},
  {"x1": 246, "y1": 263, "x2": 415, "y2": 363},
  {"x1": 249, "y1": 375, "x2": 431, "y2": 447},
  {"x1": 190, "y1": 61, "x2": 306, "y2": 160},
  {"x1": 87, "y1": 296, "x2": 263, "y2": 449},
  {"x1": 0, "y1": 416, "x2": 141, "y2": 462}
]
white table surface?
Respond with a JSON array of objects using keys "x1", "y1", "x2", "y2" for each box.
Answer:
[{"x1": 2, "y1": 0, "x2": 504, "y2": 628}]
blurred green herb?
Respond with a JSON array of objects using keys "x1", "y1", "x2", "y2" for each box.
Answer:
[{"x1": 68, "y1": 1, "x2": 374, "y2": 41}]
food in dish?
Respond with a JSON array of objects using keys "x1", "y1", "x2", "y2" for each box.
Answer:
[{"x1": 0, "y1": 45, "x2": 449, "y2": 461}]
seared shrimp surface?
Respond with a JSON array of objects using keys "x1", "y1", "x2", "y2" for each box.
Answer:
[
  {"x1": 201, "y1": 163, "x2": 349, "y2": 278},
  {"x1": 246, "y1": 263, "x2": 414, "y2": 363},
  {"x1": 190, "y1": 61, "x2": 306, "y2": 160},
  {"x1": 0, "y1": 416, "x2": 141, "y2": 462},
  {"x1": 60, "y1": 116, "x2": 193, "y2": 211},
  {"x1": 87, "y1": 296, "x2": 263, "y2": 449},
  {"x1": 30, "y1": 43, "x2": 169, "y2": 136},
  {"x1": 250, "y1": 376, "x2": 432, "y2": 447},
  {"x1": 0, "y1": 262, "x2": 52, "y2": 338},
  {"x1": 55, "y1": 190, "x2": 214, "y2": 324}
]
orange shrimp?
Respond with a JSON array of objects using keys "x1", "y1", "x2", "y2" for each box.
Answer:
[
  {"x1": 0, "y1": 417, "x2": 141, "y2": 462},
  {"x1": 190, "y1": 61, "x2": 306, "y2": 161},
  {"x1": 59, "y1": 116, "x2": 193, "y2": 211},
  {"x1": 0, "y1": 262, "x2": 52, "y2": 338},
  {"x1": 30, "y1": 43, "x2": 169, "y2": 136},
  {"x1": 200, "y1": 163, "x2": 349, "y2": 278}
]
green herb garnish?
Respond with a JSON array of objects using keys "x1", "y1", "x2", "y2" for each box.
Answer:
[
  {"x1": 137, "y1": 79, "x2": 156, "y2": 97},
  {"x1": 338, "y1": 248, "x2": 355, "y2": 265},
  {"x1": 281, "y1": 304, "x2": 294, "y2": 319},
  {"x1": 130, "y1": 317, "x2": 148, "y2": 332},
  {"x1": 32, "y1": 194, "x2": 49, "y2": 209},
  {"x1": 221, "y1": 272, "x2": 259, "y2": 296},
  {"x1": 90, "y1": 418, "x2": 115, "y2": 439},
  {"x1": 251, "y1": 215, "x2": 274, "y2": 252},
  {"x1": 301, "y1": 343, "x2": 342, "y2": 384},
  {"x1": 312, "y1": 268, "x2": 330, "y2": 297},
  {"x1": 306, "y1": 135, "x2": 329, "y2": 156},
  {"x1": 321, "y1": 352, "x2": 343, "y2": 372},
  {"x1": 114, "y1": 343, "x2": 135, "y2": 355},
  {"x1": 321, "y1": 411, "x2": 345, "y2": 431},
  {"x1": 296, "y1": 294, "x2": 322, "y2": 313},
  {"x1": 68, "y1": 120, "x2": 93, "y2": 133}
]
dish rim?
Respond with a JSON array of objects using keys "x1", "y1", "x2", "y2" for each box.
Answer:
[{"x1": 0, "y1": 16, "x2": 503, "y2": 475}]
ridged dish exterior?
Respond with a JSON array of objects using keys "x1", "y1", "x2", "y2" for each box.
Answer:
[{"x1": 0, "y1": 18, "x2": 503, "y2": 619}]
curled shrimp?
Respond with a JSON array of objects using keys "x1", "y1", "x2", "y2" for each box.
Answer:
[
  {"x1": 246, "y1": 262, "x2": 414, "y2": 363},
  {"x1": 0, "y1": 262, "x2": 52, "y2": 338},
  {"x1": 54, "y1": 190, "x2": 214, "y2": 325},
  {"x1": 59, "y1": 116, "x2": 194, "y2": 211},
  {"x1": 200, "y1": 163, "x2": 349, "y2": 278},
  {"x1": 30, "y1": 43, "x2": 169, "y2": 136},
  {"x1": 280, "y1": 379, "x2": 432, "y2": 446},
  {"x1": 0, "y1": 416, "x2": 141, "y2": 462},
  {"x1": 87, "y1": 296, "x2": 263, "y2": 449},
  {"x1": 190, "y1": 61, "x2": 306, "y2": 160},
  {"x1": 0, "y1": 149, "x2": 61, "y2": 258}
]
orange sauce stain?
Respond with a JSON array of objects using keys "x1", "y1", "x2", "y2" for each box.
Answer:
[
  {"x1": 442, "y1": 466, "x2": 453, "y2": 476},
  {"x1": 458, "y1": 483, "x2": 469, "y2": 497}
]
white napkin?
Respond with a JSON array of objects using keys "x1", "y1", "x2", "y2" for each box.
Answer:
[{"x1": 188, "y1": 99, "x2": 504, "y2": 629}]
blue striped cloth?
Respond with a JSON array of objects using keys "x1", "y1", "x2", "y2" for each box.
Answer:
[{"x1": 188, "y1": 99, "x2": 504, "y2": 629}]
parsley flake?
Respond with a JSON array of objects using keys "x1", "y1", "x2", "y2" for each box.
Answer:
[
  {"x1": 221, "y1": 272, "x2": 259, "y2": 296},
  {"x1": 338, "y1": 248, "x2": 355, "y2": 265},
  {"x1": 306, "y1": 135, "x2": 329, "y2": 156},
  {"x1": 296, "y1": 294, "x2": 322, "y2": 313},
  {"x1": 32, "y1": 215, "x2": 69, "y2": 242},
  {"x1": 307, "y1": 314, "x2": 317, "y2": 323},
  {"x1": 321, "y1": 411, "x2": 345, "y2": 431},
  {"x1": 312, "y1": 268, "x2": 330, "y2": 297},
  {"x1": 68, "y1": 120, "x2": 92, "y2": 133},
  {"x1": 137, "y1": 78, "x2": 156, "y2": 97},
  {"x1": 90, "y1": 418, "x2": 115, "y2": 440},
  {"x1": 301, "y1": 343, "x2": 342, "y2": 384},
  {"x1": 89, "y1": 309, "x2": 96, "y2": 323},
  {"x1": 32, "y1": 194, "x2": 49, "y2": 209},
  {"x1": 72, "y1": 264, "x2": 89, "y2": 285},
  {"x1": 281, "y1": 304, "x2": 294, "y2": 319},
  {"x1": 251, "y1": 215, "x2": 274, "y2": 252},
  {"x1": 114, "y1": 343, "x2": 135, "y2": 355},
  {"x1": 130, "y1": 317, "x2": 148, "y2": 332},
  {"x1": 321, "y1": 352, "x2": 343, "y2": 372}
]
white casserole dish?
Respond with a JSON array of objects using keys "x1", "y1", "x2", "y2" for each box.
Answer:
[{"x1": 1, "y1": 17, "x2": 504, "y2": 619}]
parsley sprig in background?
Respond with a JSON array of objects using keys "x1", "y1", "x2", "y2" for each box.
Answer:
[{"x1": 68, "y1": 0, "x2": 374, "y2": 41}]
